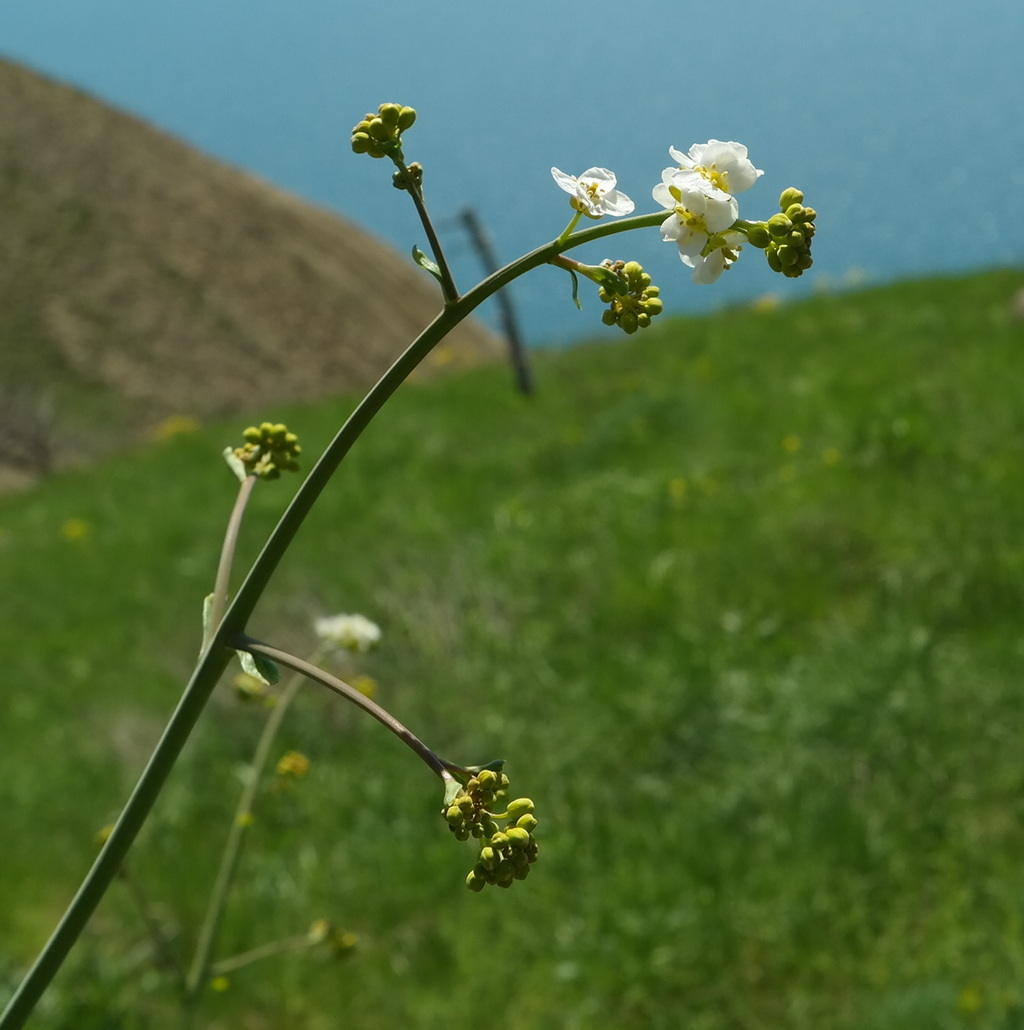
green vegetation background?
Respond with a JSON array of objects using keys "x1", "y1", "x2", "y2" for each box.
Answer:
[{"x1": 3, "y1": 270, "x2": 1024, "y2": 1029}]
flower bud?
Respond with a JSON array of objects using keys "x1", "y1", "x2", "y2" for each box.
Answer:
[
  {"x1": 777, "y1": 245, "x2": 800, "y2": 268},
  {"x1": 506, "y1": 827, "x2": 532, "y2": 849},
  {"x1": 744, "y1": 224, "x2": 770, "y2": 249},
  {"x1": 378, "y1": 103, "x2": 402, "y2": 126},
  {"x1": 767, "y1": 214, "x2": 793, "y2": 237},
  {"x1": 516, "y1": 813, "x2": 538, "y2": 833},
  {"x1": 466, "y1": 870, "x2": 487, "y2": 892},
  {"x1": 506, "y1": 798, "x2": 535, "y2": 820},
  {"x1": 445, "y1": 805, "x2": 464, "y2": 827},
  {"x1": 398, "y1": 106, "x2": 417, "y2": 130},
  {"x1": 779, "y1": 187, "x2": 804, "y2": 209}
]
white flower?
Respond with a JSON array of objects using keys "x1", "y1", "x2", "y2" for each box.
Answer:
[
  {"x1": 685, "y1": 230, "x2": 745, "y2": 285},
  {"x1": 551, "y1": 166, "x2": 635, "y2": 218},
  {"x1": 668, "y1": 140, "x2": 763, "y2": 195},
  {"x1": 655, "y1": 166, "x2": 737, "y2": 244},
  {"x1": 653, "y1": 169, "x2": 743, "y2": 285},
  {"x1": 314, "y1": 613, "x2": 382, "y2": 653}
]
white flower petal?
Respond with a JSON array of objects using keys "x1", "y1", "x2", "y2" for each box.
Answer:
[
  {"x1": 668, "y1": 140, "x2": 763, "y2": 195},
  {"x1": 551, "y1": 167, "x2": 579, "y2": 195}
]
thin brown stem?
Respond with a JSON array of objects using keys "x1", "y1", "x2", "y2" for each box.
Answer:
[
  {"x1": 234, "y1": 636, "x2": 451, "y2": 781},
  {"x1": 206, "y1": 475, "x2": 258, "y2": 648}
]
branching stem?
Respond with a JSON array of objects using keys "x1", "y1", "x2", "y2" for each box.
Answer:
[{"x1": 0, "y1": 207, "x2": 664, "y2": 1030}]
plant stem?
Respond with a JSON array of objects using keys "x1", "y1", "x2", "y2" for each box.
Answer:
[
  {"x1": 205, "y1": 474, "x2": 257, "y2": 649},
  {"x1": 396, "y1": 161, "x2": 460, "y2": 303},
  {"x1": 235, "y1": 636, "x2": 449, "y2": 780},
  {"x1": 184, "y1": 663, "x2": 312, "y2": 1002},
  {"x1": 209, "y1": 932, "x2": 317, "y2": 977},
  {"x1": 0, "y1": 207, "x2": 663, "y2": 1030}
]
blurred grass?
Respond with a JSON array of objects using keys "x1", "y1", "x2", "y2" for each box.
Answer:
[{"x1": 3, "y1": 268, "x2": 1024, "y2": 1029}]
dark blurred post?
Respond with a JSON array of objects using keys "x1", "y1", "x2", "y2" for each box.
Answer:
[{"x1": 458, "y1": 207, "x2": 533, "y2": 396}]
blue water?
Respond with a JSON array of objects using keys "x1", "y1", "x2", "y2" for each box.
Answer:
[{"x1": 4, "y1": 0, "x2": 1023, "y2": 344}]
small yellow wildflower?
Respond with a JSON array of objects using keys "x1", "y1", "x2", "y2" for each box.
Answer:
[
  {"x1": 782, "y1": 434, "x2": 802, "y2": 454},
  {"x1": 668, "y1": 477, "x2": 688, "y2": 501},
  {"x1": 276, "y1": 750, "x2": 310, "y2": 780},
  {"x1": 956, "y1": 984, "x2": 982, "y2": 1015},
  {"x1": 209, "y1": 976, "x2": 230, "y2": 993},
  {"x1": 352, "y1": 675, "x2": 378, "y2": 699},
  {"x1": 231, "y1": 673, "x2": 267, "y2": 701},
  {"x1": 152, "y1": 415, "x2": 200, "y2": 442},
  {"x1": 60, "y1": 518, "x2": 90, "y2": 542}
]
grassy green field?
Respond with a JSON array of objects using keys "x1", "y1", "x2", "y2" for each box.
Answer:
[{"x1": 3, "y1": 268, "x2": 1024, "y2": 1029}]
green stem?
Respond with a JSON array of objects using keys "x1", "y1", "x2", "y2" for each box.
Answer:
[
  {"x1": 209, "y1": 932, "x2": 317, "y2": 977},
  {"x1": 556, "y1": 210, "x2": 583, "y2": 244},
  {"x1": 0, "y1": 207, "x2": 664, "y2": 1030},
  {"x1": 184, "y1": 661, "x2": 313, "y2": 1002},
  {"x1": 395, "y1": 161, "x2": 459, "y2": 303}
]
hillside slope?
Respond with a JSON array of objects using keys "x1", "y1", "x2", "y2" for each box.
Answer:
[{"x1": 0, "y1": 58, "x2": 499, "y2": 471}]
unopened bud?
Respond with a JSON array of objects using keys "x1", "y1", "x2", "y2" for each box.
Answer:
[
  {"x1": 767, "y1": 214, "x2": 793, "y2": 237},
  {"x1": 779, "y1": 187, "x2": 804, "y2": 209},
  {"x1": 506, "y1": 827, "x2": 532, "y2": 849},
  {"x1": 506, "y1": 798, "x2": 535, "y2": 820}
]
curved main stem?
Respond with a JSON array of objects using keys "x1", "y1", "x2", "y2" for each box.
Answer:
[{"x1": 0, "y1": 208, "x2": 664, "y2": 1030}]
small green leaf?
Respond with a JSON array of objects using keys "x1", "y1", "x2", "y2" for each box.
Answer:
[
  {"x1": 443, "y1": 776, "x2": 462, "y2": 808},
  {"x1": 589, "y1": 264, "x2": 628, "y2": 296},
  {"x1": 237, "y1": 649, "x2": 281, "y2": 686},
  {"x1": 201, "y1": 593, "x2": 215, "y2": 650},
  {"x1": 412, "y1": 245, "x2": 444, "y2": 284},
  {"x1": 465, "y1": 759, "x2": 506, "y2": 774},
  {"x1": 223, "y1": 446, "x2": 248, "y2": 483}
]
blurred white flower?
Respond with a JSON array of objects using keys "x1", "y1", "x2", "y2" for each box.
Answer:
[
  {"x1": 314, "y1": 613, "x2": 382, "y2": 653},
  {"x1": 551, "y1": 166, "x2": 635, "y2": 218}
]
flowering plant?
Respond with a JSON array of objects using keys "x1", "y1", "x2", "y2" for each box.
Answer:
[{"x1": 1, "y1": 104, "x2": 816, "y2": 1029}]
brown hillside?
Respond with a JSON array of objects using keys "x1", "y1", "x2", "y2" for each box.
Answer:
[{"x1": 0, "y1": 58, "x2": 500, "y2": 475}]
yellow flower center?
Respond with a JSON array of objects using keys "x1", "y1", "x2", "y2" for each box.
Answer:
[{"x1": 692, "y1": 163, "x2": 730, "y2": 193}]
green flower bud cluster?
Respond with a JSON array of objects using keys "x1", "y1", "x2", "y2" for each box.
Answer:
[
  {"x1": 232, "y1": 422, "x2": 301, "y2": 479},
  {"x1": 442, "y1": 770, "x2": 539, "y2": 890},
  {"x1": 745, "y1": 188, "x2": 816, "y2": 278},
  {"x1": 597, "y1": 260, "x2": 664, "y2": 335},
  {"x1": 351, "y1": 103, "x2": 417, "y2": 159}
]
